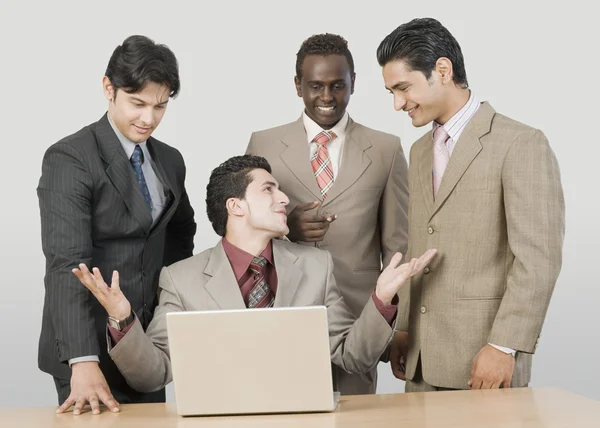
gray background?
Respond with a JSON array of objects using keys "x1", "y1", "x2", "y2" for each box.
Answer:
[{"x1": 0, "y1": 0, "x2": 597, "y2": 407}]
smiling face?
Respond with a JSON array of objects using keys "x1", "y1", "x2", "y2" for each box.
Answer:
[
  {"x1": 382, "y1": 59, "x2": 451, "y2": 127},
  {"x1": 235, "y1": 169, "x2": 290, "y2": 238},
  {"x1": 103, "y1": 77, "x2": 170, "y2": 142},
  {"x1": 295, "y1": 54, "x2": 355, "y2": 129}
]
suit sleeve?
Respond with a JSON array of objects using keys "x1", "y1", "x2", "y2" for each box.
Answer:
[
  {"x1": 326, "y1": 252, "x2": 395, "y2": 374},
  {"x1": 379, "y1": 137, "x2": 409, "y2": 267},
  {"x1": 37, "y1": 142, "x2": 98, "y2": 362},
  {"x1": 109, "y1": 266, "x2": 183, "y2": 392},
  {"x1": 488, "y1": 129, "x2": 565, "y2": 353},
  {"x1": 164, "y1": 152, "x2": 196, "y2": 266}
]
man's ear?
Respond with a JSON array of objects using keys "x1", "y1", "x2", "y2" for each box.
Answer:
[
  {"x1": 435, "y1": 57, "x2": 454, "y2": 85},
  {"x1": 294, "y1": 76, "x2": 302, "y2": 98},
  {"x1": 102, "y1": 76, "x2": 115, "y2": 102},
  {"x1": 226, "y1": 198, "x2": 245, "y2": 217}
]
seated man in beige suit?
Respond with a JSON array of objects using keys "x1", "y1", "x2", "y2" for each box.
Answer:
[
  {"x1": 72, "y1": 155, "x2": 435, "y2": 397},
  {"x1": 246, "y1": 33, "x2": 409, "y2": 395},
  {"x1": 377, "y1": 18, "x2": 565, "y2": 391}
]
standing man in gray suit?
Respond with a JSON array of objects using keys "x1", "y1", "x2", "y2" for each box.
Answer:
[
  {"x1": 246, "y1": 34, "x2": 409, "y2": 395},
  {"x1": 37, "y1": 35, "x2": 196, "y2": 414}
]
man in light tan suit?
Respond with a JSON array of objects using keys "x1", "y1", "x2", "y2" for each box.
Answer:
[
  {"x1": 246, "y1": 34, "x2": 409, "y2": 395},
  {"x1": 377, "y1": 18, "x2": 565, "y2": 392},
  {"x1": 72, "y1": 155, "x2": 435, "y2": 399}
]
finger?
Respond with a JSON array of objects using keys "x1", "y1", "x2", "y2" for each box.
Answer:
[
  {"x1": 111, "y1": 270, "x2": 120, "y2": 292},
  {"x1": 98, "y1": 389, "x2": 120, "y2": 413},
  {"x1": 72, "y1": 269, "x2": 92, "y2": 289},
  {"x1": 326, "y1": 214, "x2": 338, "y2": 223},
  {"x1": 482, "y1": 380, "x2": 494, "y2": 389},
  {"x1": 79, "y1": 264, "x2": 98, "y2": 287},
  {"x1": 387, "y1": 253, "x2": 404, "y2": 269},
  {"x1": 73, "y1": 398, "x2": 86, "y2": 415},
  {"x1": 490, "y1": 380, "x2": 502, "y2": 389},
  {"x1": 296, "y1": 201, "x2": 320, "y2": 212},
  {"x1": 92, "y1": 267, "x2": 105, "y2": 285},
  {"x1": 470, "y1": 378, "x2": 483, "y2": 390},
  {"x1": 302, "y1": 219, "x2": 330, "y2": 230},
  {"x1": 56, "y1": 395, "x2": 76, "y2": 414},
  {"x1": 502, "y1": 375, "x2": 512, "y2": 389},
  {"x1": 302, "y1": 215, "x2": 330, "y2": 224},
  {"x1": 89, "y1": 396, "x2": 100, "y2": 415}
]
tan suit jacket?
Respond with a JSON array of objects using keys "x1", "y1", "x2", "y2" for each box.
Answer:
[
  {"x1": 108, "y1": 239, "x2": 395, "y2": 393},
  {"x1": 399, "y1": 102, "x2": 565, "y2": 389},
  {"x1": 246, "y1": 115, "x2": 408, "y2": 394}
]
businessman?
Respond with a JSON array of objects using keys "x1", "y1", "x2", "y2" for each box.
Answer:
[
  {"x1": 377, "y1": 18, "x2": 565, "y2": 391},
  {"x1": 73, "y1": 155, "x2": 435, "y2": 403},
  {"x1": 246, "y1": 33, "x2": 409, "y2": 395},
  {"x1": 38, "y1": 35, "x2": 196, "y2": 414}
]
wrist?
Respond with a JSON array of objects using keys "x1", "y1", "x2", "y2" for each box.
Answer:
[
  {"x1": 108, "y1": 311, "x2": 134, "y2": 331},
  {"x1": 375, "y1": 288, "x2": 393, "y2": 305}
]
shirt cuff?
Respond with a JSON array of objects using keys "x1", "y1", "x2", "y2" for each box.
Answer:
[
  {"x1": 68, "y1": 355, "x2": 100, "y2": 367},
  {"x1": 107, "y1": 317, "x2": 137, "y2": 346},
  {"x1": 489, "y1": 343, "x2": 517, "y2": 356},
  {"x1": 371, "y1": 291, "x2": 398, "y2": 325}
]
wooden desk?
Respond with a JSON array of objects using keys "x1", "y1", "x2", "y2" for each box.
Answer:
[{"x1": 1, "y1": 387, "x2": 598, "y2": 427}]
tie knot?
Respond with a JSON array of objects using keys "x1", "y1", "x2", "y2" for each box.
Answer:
[
  {"x1": 312, "y1": 130, "x2": 337, "y2": 146},
  {"x1": 433, "y1": 126, "x2": 450, "y2": 147},
  {"x1": 250, "y1": 256, "x2": 267, "y2": 276},
  {"x1": 130, "y1": 145, "x2": 144, "y2": 166}
]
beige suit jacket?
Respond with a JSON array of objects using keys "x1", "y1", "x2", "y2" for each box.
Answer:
[
  {"x1": 399, "y1": 102, "x2": 565, "y2": 389},
  {"x1": 246, "y1": 115, "x2": 408, "y2": 394},
  {"x1": 108, "y1": 239, "x2": 395, "y2": 393}
]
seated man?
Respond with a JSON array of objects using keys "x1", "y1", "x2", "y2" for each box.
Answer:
[{"x1": 73, "y1": 155, "x2": 436, "y2": 393}]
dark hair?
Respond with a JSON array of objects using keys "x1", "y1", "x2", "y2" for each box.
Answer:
[
  {"x1": 296, "y1": 33, "x2": 355, "y2": 80},
  {"x1": 377, "y1": 18, "x2": 468, "y2": 87},
  {"x1": 206, "y1": 155, "x2": 272, "y2": 237},
  {"x1": 105, "y1": 35, "x2": 180, "y2": 98}
]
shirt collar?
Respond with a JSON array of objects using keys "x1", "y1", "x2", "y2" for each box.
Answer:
[
  {"x1": 221, "y1": 238, "x2": 274, "y2": 282},
  {"x1": 303, "y1": 110, "x2": 349, "y2": 144},
  {"x1": 107, "y1": 113, "x2": 148, "y2": 160},
  {"x1": 433, "y1": 90, "x2": 480, "y2": 141}
]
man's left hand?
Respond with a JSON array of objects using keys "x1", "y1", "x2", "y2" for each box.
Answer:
[{"x1": 468, "y1": 344, "x2": 515, "y2": 389}]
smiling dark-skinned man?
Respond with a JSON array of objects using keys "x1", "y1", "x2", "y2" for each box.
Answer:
[{"x1": 246, "y1": 34, "x2": 409, "y2": 395}]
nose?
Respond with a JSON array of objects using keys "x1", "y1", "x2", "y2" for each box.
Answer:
[
  {"x1": 277, "y1": 189, "x2": 289, "y2": 206},
  {"x1": 394, "y1": 94, "x2": 406, "y2": 111},
  {"x1": 321, "y1": 87, "x2": 333, "y2": 103},
  {"x1": 139, "y1": 107, "x2": 154, "y2": 126}
]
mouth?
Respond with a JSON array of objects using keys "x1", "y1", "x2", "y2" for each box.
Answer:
[
  {"x1": 275, "y1": 210, "x2": 287, "y2": 219},
  {"x1": 134, "y1": 125, "x2": 152, "y2": 134},
  {"x1": 405, "y1": 106, "x2": 418, "y2": 118},
  {"x1": 316, "y1": 105, "x2": 336, "y2": 114}
]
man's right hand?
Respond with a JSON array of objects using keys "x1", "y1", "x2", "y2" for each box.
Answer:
[
  {"x1": 389, "y1": 330, "x2": 409, "y2": 380},
  {"x1": 286, "y1": 201, "x2": 337, "y2": 242},
  {"x1": 56, "y1": 362, "x2": 119, "y2": 415},
  {"x1": 72, "y1": 264, "x2": 131, "y2": 320}
]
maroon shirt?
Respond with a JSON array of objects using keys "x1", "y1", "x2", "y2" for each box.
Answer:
[{"x1": 109, "y1": 238, "x2": 397, "y2": 343}]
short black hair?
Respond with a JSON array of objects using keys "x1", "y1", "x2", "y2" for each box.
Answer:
[
  {"x1": 296, "y1": 33, "x2": 355, "y2": 80},
  {"x1": 105, "y1": 35, "x2": 180, "y2": 98},
  {"x1": 377, "y1": 18, "x2": 468, "y2": 87},
  {"x1": 206, "y1": 155, "x2": 272, "y2": 237}
]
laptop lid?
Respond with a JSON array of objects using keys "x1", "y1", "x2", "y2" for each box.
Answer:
[{"x1": 166, "y1": 306, "x2": 336, "y2": 416}]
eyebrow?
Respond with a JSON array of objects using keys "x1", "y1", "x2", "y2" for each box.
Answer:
[
  {"x1": 306, "y1": 79, "x2": 346, "y2": 84},
  {"x1": 262, "y1": 180, "x2": 279, "y2": 188},
  {"x1": 386, "y1": 81, "x2": 411, "y2": 91},
  {"x1": 130, "y1": 96, "x2": 169, "y2": 106}
]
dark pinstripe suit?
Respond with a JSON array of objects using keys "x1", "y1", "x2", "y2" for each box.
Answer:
[{"x1": 37, "y1": 113, "x2": 196, "y2": 403}]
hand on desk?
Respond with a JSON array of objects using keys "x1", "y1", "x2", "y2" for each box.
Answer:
[
  {"x1": 56, "y1": 361, "x2": 119, "y2": 415},
  {"x1": 73, "y1": 264, "x2": 131, "y2": 320},
  {"x1": 286, "y1": 201, "x2": 336, "y2": 242},
  {"x1": 389, "y1": 330, "x2": 409, "y2": 380},
  {"x1": 468, "y1": 344, "x2": 515, "y2": 389}
]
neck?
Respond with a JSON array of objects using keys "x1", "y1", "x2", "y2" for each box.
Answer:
[
  {"x1": 436, "y1": 87, "x2": 470, "y2": 125},
  {"x1": 225, "y1": 227, "x2": 272, "y2": 257}
]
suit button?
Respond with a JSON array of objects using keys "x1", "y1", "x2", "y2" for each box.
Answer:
[
  {"x1": 317, "y1": 242, "x2": 326, "y2": 249},
  {"x1": 142, "y1": 270, "x2": 147, "y2": 277},
  {"x1": 420, "y1": 306, "x2": 427, "y2": 314},
  {"x1": 423, "y1": 267, "x2": 431, "y2": 274},
  {"x1": 428, "y1": 226, "x2": 434, "y2": 234}
]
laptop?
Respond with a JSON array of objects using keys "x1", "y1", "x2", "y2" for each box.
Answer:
[{"x1": 166, "y1": 306, "x2": 340, "y2": 416}]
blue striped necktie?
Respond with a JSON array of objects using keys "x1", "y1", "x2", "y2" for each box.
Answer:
[{"x1": 130, "y1": 145, "x2": 153, "y2": 213}]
